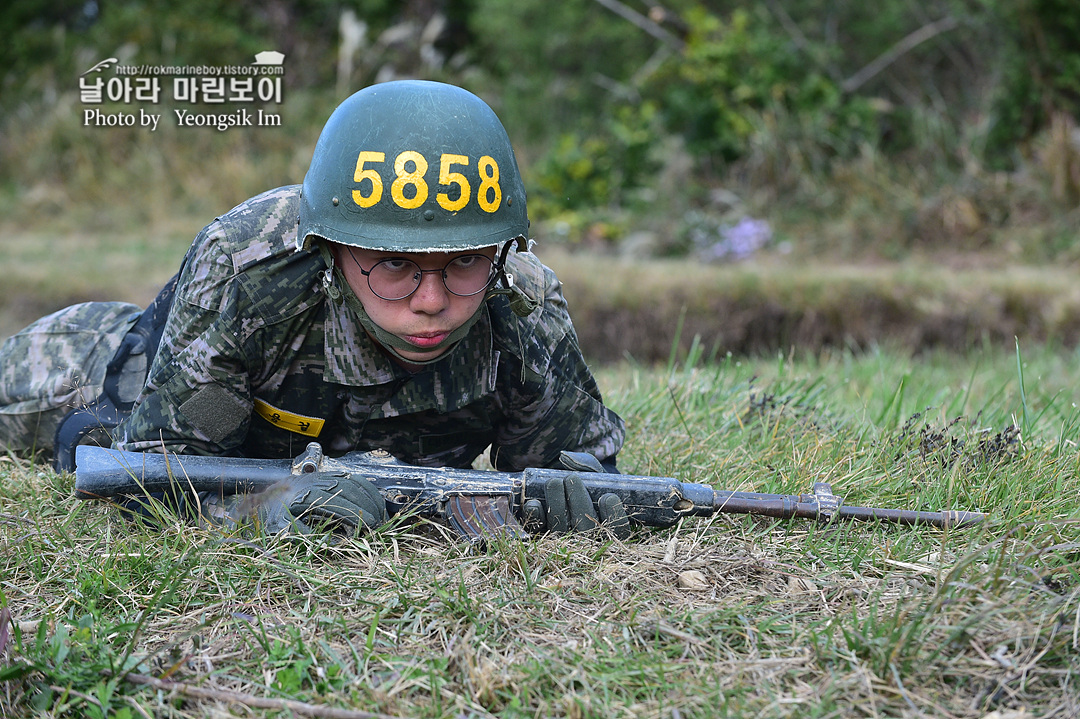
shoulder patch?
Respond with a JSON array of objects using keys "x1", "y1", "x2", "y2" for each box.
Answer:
[{"x1": 178, "y1": 383, "x2": 248, "y2": 445}]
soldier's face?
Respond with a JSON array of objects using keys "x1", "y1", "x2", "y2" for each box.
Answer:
[{"x1": 335, "y1": 245, "x2": 496, "y2": 362}]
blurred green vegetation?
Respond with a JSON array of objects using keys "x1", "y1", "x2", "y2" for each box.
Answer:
[{"x1": 1, "y1": 0, "x2": 1078, "y2": 263}]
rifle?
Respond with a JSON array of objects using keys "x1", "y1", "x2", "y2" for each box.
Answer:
[{"x1": 74, "y1": 442, "x2": 984, "y2": 541}]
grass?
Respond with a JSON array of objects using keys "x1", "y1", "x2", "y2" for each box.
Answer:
[
  {"x1": 2, "y1": 342, "x2": 1079, "y2": 717},
  {"x1": 0, "y1": 223, "x2": 194, "y2": 339},
  {"x1": 546, "y1": 249, "x2": 1080, "y2": 363}
]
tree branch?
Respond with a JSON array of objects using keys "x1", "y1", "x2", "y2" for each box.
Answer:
[
  {"x1": 592, "y1": 0, "x2": 685, "y2": 51},
  {"x1": 842, "y1": 16, "x2": 959, "y2": 94},
  {"x1": 120, "y1": 672, "x2": 404, "y2": 719},
  {"x1": 762, "y1": 0, "x2": 843, "y2": 83}
]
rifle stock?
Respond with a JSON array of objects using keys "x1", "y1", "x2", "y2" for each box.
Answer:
[{"x1": 74, "y1": 442, "x2": 984, "y2": 538}]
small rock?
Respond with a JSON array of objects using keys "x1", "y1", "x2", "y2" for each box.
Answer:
[{"x1": 677, "y1": 570, "x2": 709, "y2": 590}]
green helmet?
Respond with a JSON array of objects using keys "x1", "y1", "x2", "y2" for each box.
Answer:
[{"x1": 298, "y1": 80, "x2": 529, "y2": 253}]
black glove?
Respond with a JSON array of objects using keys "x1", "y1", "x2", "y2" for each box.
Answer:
[
  {"x1": 522, "y1": 473, "x2": 631, "y2": 539},
  {"x1": 201, "y1": 472, "x2": 387, "y2": 536}
]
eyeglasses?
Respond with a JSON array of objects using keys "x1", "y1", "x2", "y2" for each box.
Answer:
[{"x1": 350, "y1": 252, "x2": 499, "y2": 301}]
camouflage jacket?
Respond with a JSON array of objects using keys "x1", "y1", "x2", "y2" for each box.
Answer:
[{"x1": 114, "y1": 186, "x2": 625, "y2": 471}]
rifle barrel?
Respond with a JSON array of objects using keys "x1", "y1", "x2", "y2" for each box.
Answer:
[
  {"x1": 835, "y1": 505, "x2": 984, "y2": 528},
  {"x1": 712, "y1": 491, "x2": 818, "y2": 520},
  {"x1": 712, "y1": 490, "x2": 985, "y2": 528}
]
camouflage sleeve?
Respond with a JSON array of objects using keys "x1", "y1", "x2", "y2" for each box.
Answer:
[
  {"x1": 113, "y1": 221, "x2": 254, "y2": 455},
  {"x1": 489, "y1": 265, "x2": 625, "y2": 471}
]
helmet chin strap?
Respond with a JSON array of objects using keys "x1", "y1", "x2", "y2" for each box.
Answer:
[
  {"x1": 340, "y1": 268, "x2": 485, "y2": 365},
  {"x1": 318, "y1": 243, "x2": 494, "y2": 366},
  {"x1": 484, "y1": 236, "x2": 539, "y2": 318}
]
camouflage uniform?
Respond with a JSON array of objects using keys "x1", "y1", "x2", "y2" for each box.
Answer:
[
  {"x1": 0, "y1": 302, "x2": 141, "y2": 454},
  {"x1": 112, "y1": 185, "x2": 625, "y2": 471}
]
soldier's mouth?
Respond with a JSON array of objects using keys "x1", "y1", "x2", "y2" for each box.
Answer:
[{"x1": 402, "y1": 331, "x2": 450, "y2": 348}]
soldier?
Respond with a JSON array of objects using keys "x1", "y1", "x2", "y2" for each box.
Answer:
[{"x1": 0, "y1": 81, "x2": 629, "y2": 537}]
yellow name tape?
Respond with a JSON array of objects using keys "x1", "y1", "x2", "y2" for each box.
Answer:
[{"x1": 253, "y1": 398, "x2": 325, "y2": 438}]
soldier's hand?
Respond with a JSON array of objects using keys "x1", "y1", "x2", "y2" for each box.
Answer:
[
  {"x1": 285, "y1": 471, "x2": 388, "y2": 533},
  {"x1": 208, "y1": 472, "x2": 388, "y2": 535},
  {"x1": 521, "y1": 474, "x2": 631, "y2": 540}
]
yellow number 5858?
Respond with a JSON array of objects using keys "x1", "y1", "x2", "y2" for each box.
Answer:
[{"x1": 351, "y1": 150, "x2": 501, "y2": 214}]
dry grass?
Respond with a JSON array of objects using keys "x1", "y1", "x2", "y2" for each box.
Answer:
[
  {"x1": 2, "y1": 347, "x2": 1079, "y2": 717},
  {"x1": 545, "y1": 248, "x2": 1080, "y2": 363}
]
